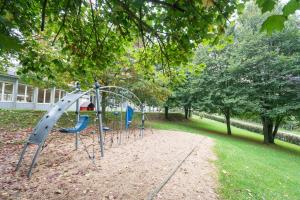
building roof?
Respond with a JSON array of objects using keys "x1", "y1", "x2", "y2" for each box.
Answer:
[
  {"x1": 0, "y1": 73, "x2": 18, "y2": 82},
  {"x1": 80, "y1": 101, "x2": 90, "y2": 107}
]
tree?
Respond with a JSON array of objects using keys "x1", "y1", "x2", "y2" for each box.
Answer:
[
  {"x1": 176, "y1": 72, "x2": 194, "y2": 119},
  {"x1": 192, "y1": 2, "x2": 300, "y2": 139},
  {"x1": 1, "y1": 0, "x2": 298, "y2": 76},
  {"x1": 0, "y1": 0, "x2": 238, "y2": 72},
  {"x1": 161, "y1": 63, "x2": 201, "y2": 120},
  {"x1": 231, "y1": 2, "x2": 300, "y2": 143},
  {"x1": 193, "y1": 44, "x2": 247, "y2": 135}
]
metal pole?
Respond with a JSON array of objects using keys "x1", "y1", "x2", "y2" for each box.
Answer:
[
  {"x1": 15, "y1": 142, "x2": 29, "y2": 171},
  {"x1": 75, "y1": 82, "x2": 80, "y2": 150},
  {"x1": 141, "y1": 103, "x2": 145, "y2": 138},
  {"x1": 95, "y1": 81, "x2": 104, "y2": 157},
  {"x1": 120, "y1": 97, "x2": 123, "y2": 144},
  {"x1": 27, "y1": 143, "x2": 44, "y2": 178},
  {"x1": 125, "y1": 100, "x2": 129, "y2": 139}
]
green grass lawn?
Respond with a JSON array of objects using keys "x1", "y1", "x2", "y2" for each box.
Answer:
[
  {"x1": 150, "y1": 117, "x2": 300, "y2": 200},
  {"x1": 1, "y1": 110, "x2": 299, "y2": 199},
  {"x1": 0, "y1": 109, "x2": 142, "y2": 131}
]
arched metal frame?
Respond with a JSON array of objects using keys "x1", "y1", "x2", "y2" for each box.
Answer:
[
  {"x1": 98, "y1": 86, "x2": 143, "y2": 107},
  {"x1": 98, "y1": 90, "x2": 141, "y2": 110},
  {"x1": 99, "y1": 86, "x2": 145, "y2": 137},
  {"x1": 95, "y1": 82, "x2": 145, "y2": 147},
  {"x1": 98, "y1": 86, "x2": 150, "y2": 125},
  {"x1": 98, "y1": 88, "x2": 145, "y2": 137},
  {"x1": 15, "y1": 82, "x2": 145, "y2": 178}
]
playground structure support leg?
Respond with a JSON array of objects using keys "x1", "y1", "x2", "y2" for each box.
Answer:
[
  {"x1": 119, "y1": 97, "x2": 123, "y2": 145},
  {"x1": 141, "y1": 103, "x2": 145, "y2": 138},
  {"x1": 15, "y1": 142, "x2": 29, "y2": 171},
  {"x1": 95, "y1": 82, "x2": 104, "y2": 157},
  {"x1": 27, "y1": 143, "x2": 44, "y2": 178},
  {"x1": 75, "y1": 83, "x2": 80, "y2": 150}
]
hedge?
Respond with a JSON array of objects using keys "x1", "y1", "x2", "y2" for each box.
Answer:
[{"x1": 203, "y1": 114, "x2": 300, "y2": 146}]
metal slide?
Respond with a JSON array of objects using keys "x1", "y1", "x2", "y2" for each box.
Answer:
[{"x1": 15, "y1": 89, "x2": 89, "y2": 177}]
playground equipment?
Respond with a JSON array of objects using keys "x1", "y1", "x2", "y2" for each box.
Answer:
[
  {"x1": 126, "y1": 106, "x2": 134, "y2": 129},
  {"x1": 15, "y1": 81, "x2": 145, "y2": 177},
  {"x1": 59, "y1": 115, "x2": 90, "y2": 133}
]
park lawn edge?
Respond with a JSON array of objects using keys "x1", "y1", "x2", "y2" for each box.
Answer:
[
  {"x1": 149, "y1": 117, "x2": 300, "y2": 200},
  {"x1": 1, "y1": 110, "x2": 300, "y2": 199}
]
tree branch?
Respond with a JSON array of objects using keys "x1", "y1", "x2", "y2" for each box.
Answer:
[
  {"x1": 148, "y1": 0, "x2": 185, "y2": 12},
  {"x1": 51, "y1": 0, "x2": 71, "y2": 45},
  {"x1": 89, "y1": 0, "x2": 101, "y2": 49},
  {"x1": 99, "y1": 24, "x2": 113, "y2": 49},
  {"x1": 139, "y1": 6, "x2": 147, "y2": 49},
  {"x1": 214, "y1": 1, "x2": 230, "y2": 23},
  {"x1": 41, "y1": 0, "x2": 48, "y2": 31},
  {"x1": 116, "y1": 0, "x2": 172, "y2": 73},
  {"x1": 81, "y1": 31, "x2": 93, "y2": 58},
  {"x1": 0, "y1": 0, "x2": 7, "y2": 15}
]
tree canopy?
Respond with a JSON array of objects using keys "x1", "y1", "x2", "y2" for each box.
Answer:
[
  {"x1": 191, "y1": 2, "x2": 300, "y2": 143},
  {"x1": 1, "y1": 0, "x2": 299, "y2": 76},
  {"x1": 0, "y1": 0, "x2": 299, "y2": 143}
]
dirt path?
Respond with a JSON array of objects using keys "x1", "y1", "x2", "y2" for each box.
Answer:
[{"x1": 1, "y1": 129, "x2": 218, "y2": 200}]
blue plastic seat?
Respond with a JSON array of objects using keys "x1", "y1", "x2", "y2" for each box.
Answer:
[
  {"x1": 60, "y1": 115, "x2": 89, "y2": 133},
  {"x1": 125, "y1": 106, "x2": 134, "y2": 129},
  {"x1": 102, "y1": 126, "x2": 110, "y2": 131}
]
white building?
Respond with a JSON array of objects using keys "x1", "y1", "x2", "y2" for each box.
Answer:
[{"x1": 0, "y1": 73, "x2": 88, "y2": 111}]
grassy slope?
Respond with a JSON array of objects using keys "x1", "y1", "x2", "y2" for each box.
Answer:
[
  {"x1": 0, "y1": 110, "x2": 45, "y2": 130},
  {"x1": 1, "y1": 110, "x2": 300, "y2": 199},
  {"x1": 0, "y1": 109, "x2": 142, "y2": 131},
  {"x1": 151, "y1": 117, "x2": 300, "y2": 200}
]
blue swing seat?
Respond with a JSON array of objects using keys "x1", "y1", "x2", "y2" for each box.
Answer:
[
  {"x1": 125, "y1": 106, "x2": 134, "y2": 129},
  {"x1": 102, "y1": 126, "x2": 110, "y2": 131},
  {"x1": 60, "y1": 115, "x2": 90, "y2": 133}
]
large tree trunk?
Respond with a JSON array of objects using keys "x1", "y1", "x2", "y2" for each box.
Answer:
[
  {"x1": 261, "y1": 116, "x2": 274, "y2": 144},
  {"x1": 164, "y1": 106, "x2": 169, "y2": 120},
  {"x1": 224, "y1": 109, "x2": 232, "y2": 135},
  {"x1": 184, "y1": 106, "x2": 188, "y2": 119},
  {"x1": 267, "y1": 119, "x2": 274, "y2": 143},
  {"x1": 188, "y1": 104, "x2": 192, "y2": 118},
  {"x1": 272, "y1": 116, "x2": 282, "y2": 142}
]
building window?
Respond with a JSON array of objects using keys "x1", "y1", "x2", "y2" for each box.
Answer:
[
  {"x1": 17, "y1": 84, "x2": 34, "y2": 102},
  {"x1": 61, "y1": 91, "x2": 66, "y2": 98},
  {"x1": 17, "y1": 84, "x2": 26, "y2": 102},
  {"x1": 0, "y1": 82, "x2": 3, "y2": 101},
  {"x1": 55, "y1": 89, "x2": 60, "y2": 102},
  {"x1": 26, "y1": 86, "x2": 34, "y2": 102},
  {"x1": 38, "y1": 88, "x2": 44, "y2": 103},
  {"x1": 44, "y1": 89, "x2": 51, "y2": 103},
  {"x1": 38, "y1": 89, "x2": 51, "y2": 103},
  {"x1": 3, "y1": 82, "x2": 13, "y2": 101}
]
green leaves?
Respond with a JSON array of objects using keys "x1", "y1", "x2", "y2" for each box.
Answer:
[
  {"x1": 191, "y1": 3, "x2": 300, "y2": 139},
  {"x1": 258, "y1": 0, "x2": 300, "y2": 34},
  {"x1": 236, "y1": 3, "x2": 245, "y2": 14},
  {"x1": 256, "y1": 0, "x2": 277, "y2": 13},
  {"x1": 282, "y1": 0, "x2": 300, "y2": 16},
  {"x1": 261, "y1": 15, "x2": 287, "y2": 34},
  {"x1": 0, "y1": 33, "x2": 22, "y2": 52},
  {"x1": 233, "y1": 5, "x2": 300, "y2": 120}
]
